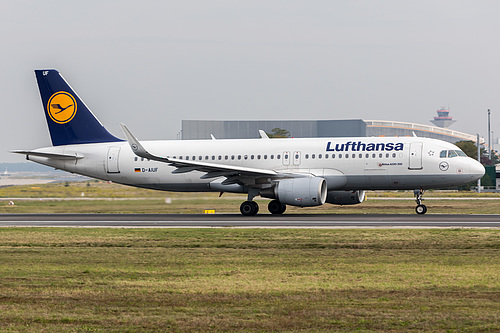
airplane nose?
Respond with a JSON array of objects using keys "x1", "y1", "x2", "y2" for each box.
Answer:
[{"x1": 469, "y1": 159, "x2": 485, "y2": 181}]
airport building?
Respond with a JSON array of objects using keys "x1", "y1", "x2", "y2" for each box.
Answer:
[{"x1": 181, "y1": 119, "x2": 480, "y2": 144}]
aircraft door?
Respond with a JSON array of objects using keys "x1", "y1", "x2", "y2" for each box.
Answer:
[
  {"x1": 107, "y1": 146, "x2": 121, "y2": 173},
  {"x1": 283, "y1": 151, "x2": 290, "y2": 166},
  {"x1": 409, "y1": 142, "x2": 423, "y2": 170},
  {"x1": 293, "y1": 151, "x2": 301, "y2": 166}
]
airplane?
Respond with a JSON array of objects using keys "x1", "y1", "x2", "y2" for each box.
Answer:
[{"x1": 13, "y1": 69, "x2": 485, "y2": 215}]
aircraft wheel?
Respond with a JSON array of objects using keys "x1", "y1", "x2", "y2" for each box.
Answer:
[
  {"x1": 415, "y1": 204, "x2": 427, "y2": 215},
  {"x1": 240, "y1": 201, "x2": 259, "y2": 216},
  {"x1": 268, "y1": 200, "x2": 286, "y2": 214}
]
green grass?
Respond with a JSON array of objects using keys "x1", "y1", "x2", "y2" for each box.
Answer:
[{"x1": 0, "y1": 228, "x2": 498, "y2": 332}]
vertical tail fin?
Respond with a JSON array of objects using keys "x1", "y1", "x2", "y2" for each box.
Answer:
[{"x1": 35, "y1": 69, "x2": 122, "y2": 146}]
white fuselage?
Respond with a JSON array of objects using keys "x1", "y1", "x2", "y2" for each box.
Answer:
[{"x1": 26, "y1": 136, "x2": 484, "y2": 193}]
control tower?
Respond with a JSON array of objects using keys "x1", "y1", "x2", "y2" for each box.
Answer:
[{"x1": 430, "y1": 107, "x2": 456, "y2": 128}]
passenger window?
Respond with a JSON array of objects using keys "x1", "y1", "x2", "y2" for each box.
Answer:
[
  {"x1": 251, "y1": 155, "x2": 254, "y2": 160},
  {"x1": 134, "y1": 157, "x2": 138, "y2": 161},
  {"x1": 141, "y1": 158, "x2": 144, "y2": 161},
  {"x1": 218, "y1": 155, "x2": 222, "y2": 160},
  {"x1": 238, "y1": 155, "x2": 241, "y2": 160},
  {"x1": 305, "y1": 154, "x2": 309, "y2": 159},
  {"x1": 212, "y1": 156, "x2": 215, "y2": 160},
  {"x1": 325, "y1": 154, "x2": 329, "y2": 159},
  {"x1": 386, "y1": 153, "x2": 389, "y2": 158},
  {"x1": 339, "y1": 154, "x2": 342, "y2": 158},
  {"x1": 379, "y1": 153, "x2": 383, "y2": 158},
  {"x1": 225, "y1": 155, "x2": 228, "y2": 160},
  {"x1": 332, "y1": 154, "x2": 335, "y2": 158},
  {"x1": 186, "y1": 156, "x2": 189, "y2": 160},
  {"x1": 265, "y1": 155, "x2": 268, "y2": 159},
  {"x1": 192, "y1": 156, "x2": 196, "y2": 161},
  {"x1": 359, "y1": 154, "x2": 362, "y2": 158},
  {"x1": 244, "y1": 155, "x2": 248, "y2": 160},
  {"x1": 198, "y1": 156, "x2": 202, "y2": 160},
  {"x1": 372, "y1": 154, "x2": 376, "y2": 158},
  {"x1": 352, "y1": 154, "x2": 355, "y2": 158},
  {"x1": 365, "y1": 154, "x2": 369, "y2": 158},
  {"x1": 319, "y1": 154, "x2": 322, "y2": 159},
  {"x1": 312, "y1": 154, "x2": 315, "y2": 159},
  {"x1": 231, "y1": 155, "x2": 235, "y2": 160},
  {"x1": 392, "y1": 153, "x2": 396, "y2": 158},
  {"x1": 270, "y1": 155, "x2": 274, "y2": 159},
  {"x1": 257, "y1": 155, "x2": 261, "y2": 159},
  {"x1": 440, "y1": 150, "x2": 447, "y2": 158},
  {"x1": 277, "y1": 155, "x2": 281, "y2": 159},
  {"x1": 345, "y1": 154, "x2": 349, "y2": 159}
]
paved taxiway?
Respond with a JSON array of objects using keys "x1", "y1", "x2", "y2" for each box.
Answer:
[{"x1": 0, "y1": 214, "x2": 499, "y2": 227}]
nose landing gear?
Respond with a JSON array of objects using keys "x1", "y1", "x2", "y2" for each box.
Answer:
[{"x1": 414, "y1": 189, "x2": 427, "y2": 214}]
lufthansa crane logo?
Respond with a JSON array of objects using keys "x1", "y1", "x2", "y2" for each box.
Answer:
[
  {"x1": 439, "y1": 161, "x2": 449, "y2": 171},
  {"x1": 47, "y1": 91, "x2": 77, "y2": 124}
]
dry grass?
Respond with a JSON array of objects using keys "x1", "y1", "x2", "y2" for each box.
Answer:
[
  {"x1": 2, "y1": 196, "x2": 500, "y2": 214},
  {"x1": 1, "y1": 181, "x2": 500, "y2": 214}
]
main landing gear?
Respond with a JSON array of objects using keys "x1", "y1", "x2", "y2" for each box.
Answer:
[
  {"x1": 240, "y1": 201, "x2": 259, "y2": 216},
  {"x1": 414, "y1": 188, "x2": 427, "y2": 215},
  {"x1": 239, "y1": 200, "x2": 287, "y2": 216},
  {"x1": 240, "y1": 200, "x2": 287, "y2": 216},
  {"x1": 268, "y1": 199, "x2": 286, "y2": 215}
]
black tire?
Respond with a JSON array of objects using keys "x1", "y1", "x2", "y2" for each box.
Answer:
[
  {"x1": 268, "y1": 200, "x2": 286, "y2": 214},
  {"x1": 415, "y1": 204, "x2": 427, "y2": 215},
  {"x1": 240, "y1": 201, "x2": 259, "y2": 216}
]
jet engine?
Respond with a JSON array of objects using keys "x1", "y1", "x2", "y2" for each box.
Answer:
[
  {"x1": 261, "y1": 177, "x2": 327, "y2": 207},
  {"x1": 325, "y1": 190, "x2": 366, "y2": 205}
]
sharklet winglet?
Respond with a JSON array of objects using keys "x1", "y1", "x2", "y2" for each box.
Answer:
[{"x1": 120, "y1": 123, "x2": 170, "y2": 163}]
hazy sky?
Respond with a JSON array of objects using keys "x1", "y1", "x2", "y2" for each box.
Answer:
[{"x1": 1, "y1": 0, "x2": 499, "y2": 162}]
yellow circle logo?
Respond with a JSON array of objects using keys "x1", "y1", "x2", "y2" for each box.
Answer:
[{"x1": 47, "y1": 91, "x2": 77, "y2": 124}]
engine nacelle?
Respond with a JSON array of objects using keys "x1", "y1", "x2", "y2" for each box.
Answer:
[
  {"x1": 326, "y1": 190, "x2": 366, "y2": 205},
  {"x1": 270, "y1": 177, "x2": 327, "y2": 207}
]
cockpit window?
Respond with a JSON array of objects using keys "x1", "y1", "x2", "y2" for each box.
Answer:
[{"x1": 441, "y1": 149, "x2": 467, "y2": 158}]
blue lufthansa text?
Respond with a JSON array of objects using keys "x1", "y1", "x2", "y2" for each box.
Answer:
[{"x1": 326, "y1": 141, "x2": 404, "y2": 152}]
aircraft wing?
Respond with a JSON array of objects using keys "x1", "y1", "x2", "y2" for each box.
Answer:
[{"x1": 120, "y1": 124, "x2": 278, "y2": 184}]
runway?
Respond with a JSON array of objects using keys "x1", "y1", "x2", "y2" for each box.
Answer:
[{"x1": 0, "y1": 214, "x2": 499, "y2": 228}]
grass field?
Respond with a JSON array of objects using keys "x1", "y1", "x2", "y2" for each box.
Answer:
[
  {"x1": 0, "y1": 228, "x2": 498, "y2": 332},
  {"x1": 2, "y1": 181, "x2": 500, "y2": 214}
]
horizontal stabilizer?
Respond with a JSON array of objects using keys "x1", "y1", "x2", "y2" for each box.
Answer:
[{"x1": 11, "y1": 150, "x2": 84, "y2": 160}]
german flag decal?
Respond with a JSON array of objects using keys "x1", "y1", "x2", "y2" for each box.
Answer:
[{"x1": 134, "y1": 168, "x2": 141, "y2": 172}]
